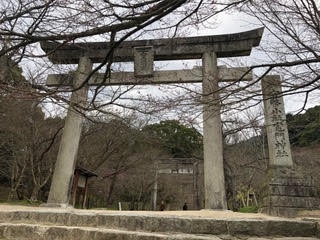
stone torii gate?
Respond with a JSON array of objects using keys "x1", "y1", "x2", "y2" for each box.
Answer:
[{"x1": 41, "y1": 28, "x2": 264, "y2": 209}]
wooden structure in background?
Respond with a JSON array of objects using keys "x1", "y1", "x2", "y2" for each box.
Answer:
[{"x1": 72, "y1": 166, "x2": 97, "y2": 209}]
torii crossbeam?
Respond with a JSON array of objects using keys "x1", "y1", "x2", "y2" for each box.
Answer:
[
  {"x1": 46, "y1": 66, "x2": 252, "y2": 86},
  {"x1": 41, "y1": 28, "x2": 263, "y2": 63}
]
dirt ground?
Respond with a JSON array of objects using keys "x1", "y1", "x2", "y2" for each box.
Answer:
[{"x1": 0, "y1": 204, "x2": 319, "y2": 220}]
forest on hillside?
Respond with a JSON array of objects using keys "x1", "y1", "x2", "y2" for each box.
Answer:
[
  {"x1": 287, "y1": 106, "x2": 320, "y2": 147},
  {"x1": 1, "y1": 56, "x2": 319, "y2": 206}
]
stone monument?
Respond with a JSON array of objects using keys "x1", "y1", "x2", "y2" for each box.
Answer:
[{"x1": 260, "y1": 75, "x2": 319, "y2": 217}]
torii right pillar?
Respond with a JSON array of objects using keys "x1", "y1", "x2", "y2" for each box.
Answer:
[
  {"x1": 261, "y1": 75, "x2": 319, "y2": 217},
  {"x1": 202, "y1": 51, "x2": 227, "y2": 210}
]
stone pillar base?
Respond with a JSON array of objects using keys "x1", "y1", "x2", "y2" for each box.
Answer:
[{"x1": 260, "y1": 167, "x2": 320, "y2": 217}]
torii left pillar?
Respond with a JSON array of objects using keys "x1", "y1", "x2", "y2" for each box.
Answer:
[{"x1": 45, "y1": 57, "x2": 92, "y2": 207}]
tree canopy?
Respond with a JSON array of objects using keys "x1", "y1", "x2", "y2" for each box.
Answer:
[
  {"x1": 287, "y1": 105, "x2": 320, "y2": 146},
  {"x1": 144, "y1": 120, "x2": 203, "y2": 158}
]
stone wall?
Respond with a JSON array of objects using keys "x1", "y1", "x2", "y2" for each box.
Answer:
[{"x1": 260, "y1": 166, "x2": 320, "y2": 217}]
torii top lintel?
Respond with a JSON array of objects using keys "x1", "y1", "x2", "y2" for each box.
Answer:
[{"x1": 41, "y1": 28, "x2": 264, "y2": 64}]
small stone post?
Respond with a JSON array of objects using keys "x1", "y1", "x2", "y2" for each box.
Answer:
[
  {"x1": 202, "y1": 52, "x2": 227, "y2": 210},
  {"x1": 152, "y1": 162, "x2": 158, "y2": 211},
  {"x1": 46, "y1": 57, "x2": 92, "y2": 207}
]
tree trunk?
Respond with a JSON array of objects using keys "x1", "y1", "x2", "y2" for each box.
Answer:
[
  {"x1": 7, "y1": 190, "x2": 17, "y2": 201},
  {"x1": 30, "y1": 184, "x2": 40, "y2": 202},
  {"x1": 106, "y1": 174, "x2": 117, "y2": 205}
]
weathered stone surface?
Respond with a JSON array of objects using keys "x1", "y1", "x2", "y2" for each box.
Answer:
[
  {"x1": 0, "y1": 223, "x2": 225, "y2": 240},
  {"x1": 268, "y1": 196, "x2": 320, "y2": 208},
  {"x1": 261, "y1": 207, "x2": 298, "y2": 218},
  {"x1": 0, "y1": 221, "x2": 318, "y2": 240},
  {"x1": 46, "y1": 66, "x2": 252, "y2": 87},
  {"x1": 262, "y1": 75, "x2": 293, "y2": 167},
  {"x1": 202, "y1": 51, "x2": 227, "y2": 210},
  {"x1": 45, "y1": 57, "x2": 92, "y2": 206},
  {"x1": 0, "y1": 209, "x2": 318, "y2": 238},
  {"x1": 270, "y1": 176, "x2": 314, "y2": 187},
  {"x1": 261, "y1": 167, "x2": 320, "y2": 217},
  {"x1": 247, "y1": 238, "x2": 319, "y2": 240},
  {"x1": 40, "y1": 28, "x2": 264, "y2": 64},
  {"x1": 246, "y1": 238, "x2": 270, "y2": 240},
  {"x1": 269, "y1": 184, "x2": 316, "y2": 197},
  {"x1": 134, "y1": 46, "x2": 154, "y2": 77},
  {"x1": 266, "y1": 220, "x2": 318, "y2": 237},
  {"x1": 189, "y1": 219, "x2": 227, "y2": 235},
  {"x1": 227, "y1": 220, "x2": 269, "y2": 236},
  {"x1": 260, "y1": 76, "x2": 320, "y2": 217},
  {"x1": 261, "y1": 196, "x2": 320, "y2": 218},
  {"x1": 228, "y1": 219, "x2": 316, "y2": 237}
]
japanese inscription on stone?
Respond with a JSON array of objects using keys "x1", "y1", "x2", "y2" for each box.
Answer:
[
  {"x1": 262, "y1": 75, "x2": 293, "y2": 167},
  {"x1": 134, "y1": 46, "x2": 154, "y2": 77}
]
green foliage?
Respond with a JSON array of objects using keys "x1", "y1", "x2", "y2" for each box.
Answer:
[
  {"x1": 143, "y1": 120, "x2": 203, "y2": 158},
  {"x1": 239, "y1": 206, "x2": 259, "y2": 213},
  {"x1": 287, "y1": 106, "x2": 320, "y2": 146}
]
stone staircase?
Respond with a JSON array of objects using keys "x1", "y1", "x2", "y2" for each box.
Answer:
[{"x1": 0, "y1": 206, "x2": 319, "y2": 239}]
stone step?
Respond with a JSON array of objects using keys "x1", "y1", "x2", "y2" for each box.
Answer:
[
  {"x1": 247, "y1": 238, "x2": 319, "y2": 240},
  {"x1": 0, "y1": 223, "x2": 318, "y2": 240},
  {"x1": 0, "y1": 223, "x2": 222, "y2": 240},
  {"x1": 0, "y1": 210, "x2": 318, "y2": 238}
]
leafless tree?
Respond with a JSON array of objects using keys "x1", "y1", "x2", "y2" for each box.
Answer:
[
  {"x1": 0, "y1": 1, "x2": 318, "y2": 118},
  {"x1": 0, "y1": 1, "x2": 254, "y2": 117},
  {"x1": 241, "y1": 0, "x2": 319, "y2": 110},
  {"x1": 77, "y1": 118, "x2": 165, "y2": 206},
  {"x1": 143, "y1": 0, "x2": 320, "y2": 132},
  {"x1": 28, "y1": 113, "x2": 63, "y2": 201}
]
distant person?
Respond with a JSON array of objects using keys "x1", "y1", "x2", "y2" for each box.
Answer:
[
  {"x1": 183, "y1": 202, "x2": 188, "y2": 210},
  {"x1": 160, "y1": 201, "x2": 165, "y2": 211}
]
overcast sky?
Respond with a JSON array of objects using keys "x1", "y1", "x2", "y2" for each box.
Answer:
[{"x1": 199, "y1": 12, "x2": 318, "y2": 114}]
